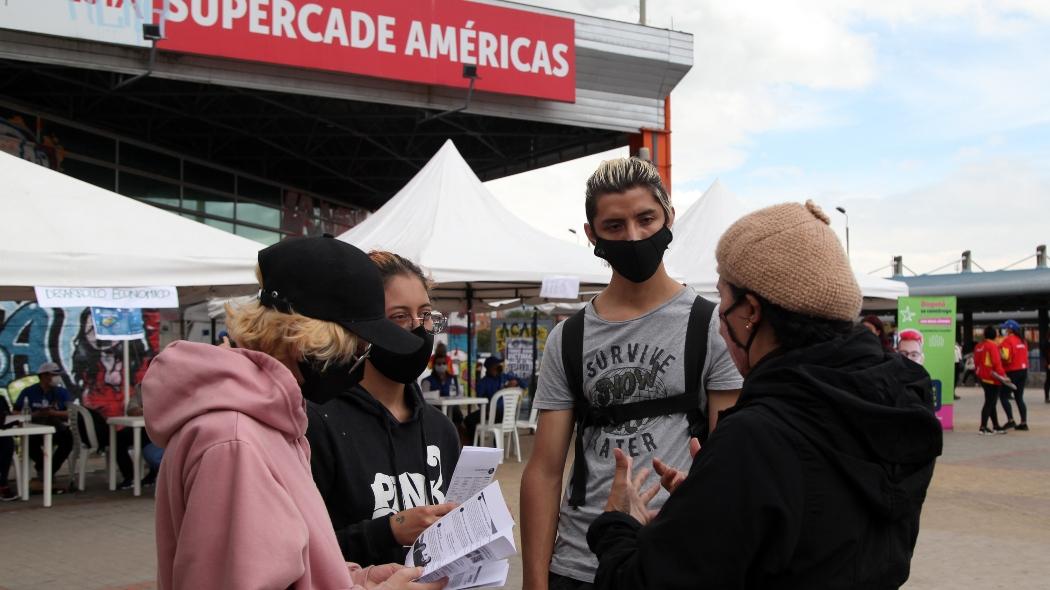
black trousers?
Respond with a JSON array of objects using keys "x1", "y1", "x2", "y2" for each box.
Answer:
[
  {"x1": 28, "y1": 423, "x2": 73, "y2": 476},
  {"x1": 980, "y1": 382, "x2": 1002, "y2": 430},
  {"x1": 1006, "y1": 370, "x2": 1028, "y2": 423},
  {"x1": 997, "y1": 381, "x2": 1015, "y2": 422},
  {"x1": 0, "y1": 436, "x2": 13, "y2": 487},
  {"x1": 97, "y1": 426, "x2": 152, "y2": 481}
]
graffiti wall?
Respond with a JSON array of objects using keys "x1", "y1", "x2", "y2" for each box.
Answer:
[
  {"x1": 0, "y1": 302, "x2": 160, "y2": 412},
  {"x1": 0, "y1": 115, "x2": 65, "y2": 169}
]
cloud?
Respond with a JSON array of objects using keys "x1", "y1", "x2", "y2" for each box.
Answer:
[
  {"x1": 843, "y1": 157, "x2": 1050, "y2": 275},
  {"x1": 487, "y1": 1, "x2": 1050, "y2": 279}
]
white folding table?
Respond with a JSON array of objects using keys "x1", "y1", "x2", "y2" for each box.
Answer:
[
  {"x1": 0, "y1": 424, "x2": 56, "y2": 507},
  {"x1": 106, "y1": 415, "x2": 147, "y2": 497}
]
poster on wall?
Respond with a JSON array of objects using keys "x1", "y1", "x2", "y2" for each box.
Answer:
[
  {"x1": 90, "y1": 307, "x2": 145, "y2": 341},
  {"x1": 504, "y1": 337, "x2": 533, "y2": 380},
  {"x1": 0, "y1": 303, "x2": 160, "y2": 413},
  {"x1": 897, "y1": 296, "x2": 957, "y2": 430}
]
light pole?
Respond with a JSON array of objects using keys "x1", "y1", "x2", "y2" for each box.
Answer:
[{"x1": 835, "y1": 206, "x2": 850, "y2": 259}]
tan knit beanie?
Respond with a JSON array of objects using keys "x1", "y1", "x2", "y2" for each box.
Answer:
[{"x1": 715, "y1": 200, "x2": 861, "y2": 321}]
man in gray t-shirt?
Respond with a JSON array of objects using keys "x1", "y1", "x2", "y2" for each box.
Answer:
[
  {"x1": 536, "y1": 287, "x2": 742, "y2": 583},
  {"x1": 520, "y1": 158, "x2": 743, "y2": 590}
]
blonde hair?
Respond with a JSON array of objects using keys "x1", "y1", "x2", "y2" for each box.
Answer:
[
  {"x1": 225, "y1": 266, "x2": 358, "y2": 367},
  {"x1": 585, "y1": 157, "x2": 672, "y2": 226}
]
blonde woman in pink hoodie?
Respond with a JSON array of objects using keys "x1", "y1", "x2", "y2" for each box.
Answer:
[{"x1": 143, "y1": 236, "x2": 446, "y2": 590}]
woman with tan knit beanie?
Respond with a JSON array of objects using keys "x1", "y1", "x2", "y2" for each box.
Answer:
[{"x1": 587, "y1": 201, "x2": 943, "y2": 589}]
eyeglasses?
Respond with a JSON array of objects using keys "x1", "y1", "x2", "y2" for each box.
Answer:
[
  {"x1": 900, "y1": 350, "x2": 924, "y2": 362},
  {"x1": 390, "y1": 310, "x2": 447, "y2": 335}
]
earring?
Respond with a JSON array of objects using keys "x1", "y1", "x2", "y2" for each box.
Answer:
[{"x1": 745, "y1": 322, "x2": 753, "y2": 330}]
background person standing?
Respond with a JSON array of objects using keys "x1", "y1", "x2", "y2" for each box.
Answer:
[
  {"x1": 974, "y1": 326, "x2": 1014, "y2": 435},
  {"x1": 998, "y1": 320, "x2": 1029, "y2": 430}
]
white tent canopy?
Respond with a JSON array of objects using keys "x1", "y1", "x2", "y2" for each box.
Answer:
[
  {"x1": 339, "y1": 140, "x2": 611, "y2": 309},
  {"x1": 666, "y1": 179, "x2": 748, "y2": 295},
  {"x1": 667, "y1": 179, "x2": 909, "y2": 301},
  {"x1": 0, "y1": 151, "x2": 261, "y2": 303}
]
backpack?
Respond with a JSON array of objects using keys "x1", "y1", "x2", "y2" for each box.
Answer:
[{"x1": 561, "y1": 295, "x2": 715, "y2": 507}]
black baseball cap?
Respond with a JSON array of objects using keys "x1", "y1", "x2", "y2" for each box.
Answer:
[{"x1": 257, "y1": 236, "x2": 422, "y2": 355}]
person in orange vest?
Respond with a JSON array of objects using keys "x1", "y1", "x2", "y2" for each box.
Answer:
[
  {"x1": 428, "y1": 342, "x2": 457, "y2": 378},
  {"x1": 974, "y1": 326, "x2": 1016, "y2": 435},
  {"x1": 998, "y1": 320, "x2": 1030, "y2": 430}
]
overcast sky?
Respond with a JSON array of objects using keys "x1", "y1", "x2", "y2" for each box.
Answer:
[{"x1": 485, "y1": 0, "x2": 1050, "y2": 277}]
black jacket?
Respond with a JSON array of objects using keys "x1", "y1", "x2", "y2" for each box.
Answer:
[
  {"x1": 306, "y1": 383, "x2": 460, "y2": 566},
  {"x1": 587, "y1": 328, "x2": 942, "y2": 589}
]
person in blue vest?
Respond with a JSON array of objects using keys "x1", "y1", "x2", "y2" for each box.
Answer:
[
  {"x1": 13, "y1": 362, "x2": 74, "y2": 482},
  {"x1": 464, "y1": 356, "x2": 518, "y2": 442}
]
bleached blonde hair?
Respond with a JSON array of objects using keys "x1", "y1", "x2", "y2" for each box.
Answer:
[
  {"x1": 225, "y1": 266, "x2": 358, "y2": 367},
  {"x1": 585, "y1": 157, "x2": 672, "y2": 225}
]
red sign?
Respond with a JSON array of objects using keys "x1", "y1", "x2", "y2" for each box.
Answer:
[{"x1": 159, "y1": 0, "x2": 576, "y2": 102}]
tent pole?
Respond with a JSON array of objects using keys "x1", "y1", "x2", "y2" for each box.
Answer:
[
  {"x1": 530, "y1": 309, "x2": 538, "y2": 398},
  {"x1": 466, "y1": 283, "x2": 474, "y2": 396},
  {"x1": 122, "y1": 341, "x2": 130, "y2": 416}
]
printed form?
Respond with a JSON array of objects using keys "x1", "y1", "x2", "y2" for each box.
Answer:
[
  {"x1": 406, "y1": 481, "x2": 516, "y2": 589},
  {"x1": 444, "y1": 446, "x2": 504, "y2": 504}
]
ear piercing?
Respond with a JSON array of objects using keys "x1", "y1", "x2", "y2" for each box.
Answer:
[{"x1": 745, "y1": 322, "x2": 753, "y2": 330}]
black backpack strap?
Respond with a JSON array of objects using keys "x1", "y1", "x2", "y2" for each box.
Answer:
[
  {"x1": 564, "y1": 296, "x2": 715, "y2": 507},
  {"x1": 683, "y1": 296, "x2": 716, "y2": 440},
  {"x1": 560, "y1": 309, "x2": 589, "y2": 508}
]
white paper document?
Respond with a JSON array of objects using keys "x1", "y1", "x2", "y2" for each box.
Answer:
[
  {"x1": 445, "y1": 560, "x2": 511, "y2": 590},
  {"x1": 445, "y1": 447, "x2": 504, "y2": 504},
  {"x1": 406, "y1": 481, "x2": 516, "y2": 589}
]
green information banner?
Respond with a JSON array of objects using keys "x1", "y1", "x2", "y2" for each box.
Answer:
[{"x1": 897, "y1": 296, "x2": 957, "y2": 430}]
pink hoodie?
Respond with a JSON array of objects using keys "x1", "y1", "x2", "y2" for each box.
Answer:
[{"x1": 144, "y1": 341, "x2": 379, "y2": 590}]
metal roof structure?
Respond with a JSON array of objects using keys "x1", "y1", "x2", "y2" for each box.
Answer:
[
  {"x1": 900, "y1": 268, "x2": 1050, "y2": 312},
  {"x1": 0, "y1": 1, "x2": 692, "y2": 210}
]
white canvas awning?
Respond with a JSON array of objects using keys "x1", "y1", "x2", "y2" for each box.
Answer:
[
  {"x1": 339, "y1": 140, "x2": 611, "y2": 310},
  {"x1": 667, "y1": 179, "x2": 909, "y2": 301},
  {"x1": 0, "y1": 151, "x2": 261, "y2": 304}
]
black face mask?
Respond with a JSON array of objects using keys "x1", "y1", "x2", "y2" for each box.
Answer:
[
  {"x1": 369, "y1": 326, "x2": 434, "y2": 384},
  {"x1": 720, "y1": 294, "x2": 759, "y2": 355},
  {"x1": 593, "y1": 226, "x2": 673, "y2": 283},
  {"x1": 298, "y1": 356, "x2": 365, "y2": 405}
]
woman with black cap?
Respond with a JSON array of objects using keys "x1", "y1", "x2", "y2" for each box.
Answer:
[
  {"x1": 586, "y1": 201, "x2": 943, "y2": 589},
  {"x1": 143, "y1": 236, "x2": 444, "y2": 590},
  {"x1": 307, "y1": 251, "x2": 462, "y2": 567}
]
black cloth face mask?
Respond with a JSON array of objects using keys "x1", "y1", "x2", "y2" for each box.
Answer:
[
  {"x1": 593, "y1": 226, "x2": 673, "y2": 283},
  {"x1": 298, "y1": 354, "x2": 366, "y2": 405},
  {"x1": 369, "y1": 326, "x2": 434, "y2": 384}
]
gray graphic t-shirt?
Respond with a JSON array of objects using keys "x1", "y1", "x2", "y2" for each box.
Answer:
[{"x1": 534, "y1": 286, "x2": 743, "y2": 582}]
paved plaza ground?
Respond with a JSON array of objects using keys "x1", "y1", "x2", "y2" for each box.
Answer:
[{"x1": 1, "y1": 385, "x2": 1048, "y2": 589}]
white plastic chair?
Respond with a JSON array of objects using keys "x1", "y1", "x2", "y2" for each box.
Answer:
[
  {"x1": 72, "y1": 404, "x2": 101, "y2": 491},
  {"x1": 517, "y1": 406, "x2": 539, "y2": 435},
  {"x1": 474, "y1": 388, "x2": 522, "y2": 462}
]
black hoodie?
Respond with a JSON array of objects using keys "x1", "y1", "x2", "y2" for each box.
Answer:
[
  {"x1": 306, "y1": 382, "x2": 460, "y2": 566},
  {"x1": 587, "y1": 328, "x2": 943, "y2": 590}
]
